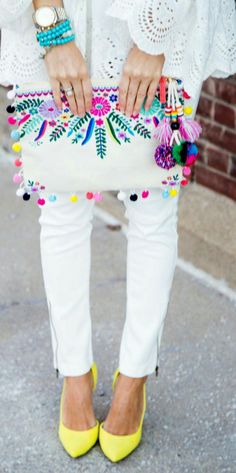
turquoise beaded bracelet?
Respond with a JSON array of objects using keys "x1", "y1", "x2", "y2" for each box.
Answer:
[{"x1": 37, "y1": 18, "x2": 75, "y2": 49}]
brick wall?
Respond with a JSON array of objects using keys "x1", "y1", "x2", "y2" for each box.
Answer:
[{"x1": 194, "y1": 76, "x2": 236, "y2": 201}]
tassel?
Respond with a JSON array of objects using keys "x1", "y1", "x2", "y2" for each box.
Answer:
[
  {"x1": 179, "y1": 118, "x2": 202, "y2": 143},
  {"x1": 172, "y1": 81, "x2": 202, "y2": 143},
  {"x1": 154, "y1": 79, "x2": 172, "y2": 145}
]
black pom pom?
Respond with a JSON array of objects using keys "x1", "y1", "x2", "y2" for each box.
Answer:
[
  {"x1": 6, "y1": 105, "x2": 15, "y2": 114},
  {"x1": 23, "y1": 193, "x2": 31, "y2": 201},
  {"x1": 130, "y1": 193, "x2": 138, "y2": 201},
  {"x1": 179, "y1": 141, "x2": 188, "y2": 164},
  {"x1": 171, "y1": 121, "x2": 180, "y2": 131}
]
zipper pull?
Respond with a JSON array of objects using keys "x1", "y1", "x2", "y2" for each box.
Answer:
[
  {"x1": 155, "y1": 365, "x2": 159, "y2": 377},
  {"x1": 56, "y1": 368, "x2": 59, "y2": 378}
]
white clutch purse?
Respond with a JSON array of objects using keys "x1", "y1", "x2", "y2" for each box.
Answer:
[{"x1": 7, "y1": 77, "x2": 201, "y2": 206}]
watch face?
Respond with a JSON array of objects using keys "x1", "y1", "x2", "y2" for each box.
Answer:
[{"x1": 35, "y1": 7, "x2": 56, "y2": 27}]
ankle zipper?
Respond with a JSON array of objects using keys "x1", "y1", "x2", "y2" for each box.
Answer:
[{"x1": 47, "y1": 298, "x2": 60, "y2": 378}]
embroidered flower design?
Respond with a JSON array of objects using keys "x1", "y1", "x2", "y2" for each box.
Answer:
[
  {"x1": 49, "y1": 120, "x2": 56, "y2": 127},
  {"x1": 28, "y1": 107, "x2": 38, "y2": 115},
  {"x1": 60, "y1": 112, "x2": 71, "y2": 122},
  {"x1": 109, "y1": 94, "x2": 118, "y2": 103},
  {"x1": 90, "y1": 97, "x2": 111, "y2": 117},
  {"x1": 39, "y1": 99, "x2": 61, "y2": 119},
  {"x1": 118, "y1": 131, "x2": 127, "y2": 140},
  {"x1": 96, "y1": 119, "x2": 104, "y2": 126}
]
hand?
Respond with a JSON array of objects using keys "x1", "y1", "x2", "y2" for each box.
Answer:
[
  {"x1": 119, "y1": 45, "x2": 165, "y2": 116},
  {"x1": 44, "y1": 41, "x2": 92, "y2": 117}
]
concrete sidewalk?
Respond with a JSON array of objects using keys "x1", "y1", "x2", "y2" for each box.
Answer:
[{"x1": 0, "y1": 151, "x2": 236, "y2": 473}]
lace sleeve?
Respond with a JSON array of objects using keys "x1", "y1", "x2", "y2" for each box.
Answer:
[
  {"x1": 106, "y1": 0, "x2": 192, "y2": 56},
  {"x1": 206, "y1": 0, "x2": 236, "y2": 78},
  {"x1": 0, "y1": 0, "x2": 33, "y2": 28}
]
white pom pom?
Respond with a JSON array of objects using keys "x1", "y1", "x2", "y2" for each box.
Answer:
[
  {"x1": 16, "y1": 188, "x2": 25, "y2": 197},
  {"x1": 117, "y1": 191, "x2": 126, "y2": 201},
  {"x1": 7, "y1": 89, "x2": 16, "y2": 100}
]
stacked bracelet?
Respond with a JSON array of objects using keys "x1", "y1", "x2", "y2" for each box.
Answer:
[{"x1": 37, "y1": 19, "x2": 75, "y2": 48}]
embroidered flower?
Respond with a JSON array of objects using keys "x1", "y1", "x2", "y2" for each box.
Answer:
[
  {"x1": 90, "y1": 97, "x2": 111, "y2": 117},
  {"x1": 96, "y1": 118, "x2": 104, "y2": 126},
  {"x1": 60, "y1": 112, "x2": 71, "y2": 122},
  {"x1": 49, "y1": 120, "x2": 56, "y2": 127},
  {"x1": 109, "y1": 94, "x2": 118, "y2": 103},
  {"x1": 29, "y1": 107, "x2": 38, "y2": 115},
  {"x1": 118, "y1": 131, "x2": 127, "y2": 140},
  {"x1": 144, "y1": 117, "x2": 152, "y2": 124},
  {"x1": 39, "y1": 99, "x2": 61, "y2": 119},
  {"x1": 140, "y1": 97, "x2": 161, "y2": 117}
]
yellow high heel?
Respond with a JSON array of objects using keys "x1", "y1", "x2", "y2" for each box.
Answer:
[
  {"x1": 99, "y1": 368, "x2": 147, "y2": 462},
  {"x1": 58, "y1": 362, "x2": 99, "y2": 458}
]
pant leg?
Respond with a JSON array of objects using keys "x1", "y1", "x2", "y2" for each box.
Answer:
[
  {"x1": 38, "y1": 192, "x2": 95, "y2": 377},
  {"x1": 119, "y1": 187, "x2": 180, "y2": 378}
]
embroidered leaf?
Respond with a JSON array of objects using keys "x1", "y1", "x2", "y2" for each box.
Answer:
[
  {"x1": 109, "y1": 111, "x2": 134, "y2": 135},
  {"x1": 18, "y1": 114, "x2": 31, "y2": 126},
  {"x1": 34, "y1": 120, "x2": 48, "y2": 141},
  {"x1": 72, "y1": 133, "x2": 84, "y2": 144},
  {"x1": 19, "y1": 115, "x2": 43, "y2": 139},
  {"x1": 49, "y1": 124, "x2": 67, "y2": 142},
  {"x1": 69, "y1": 113, "x2": 90, "y2": 135},
  {"x1": 133, "y1": 122, "x2": 151, "y2": 139},
  {"x1": 82, "y1": 118, "x2": 95, "y2": 145},
  {"x1": 173, "y1": 174, "x2": 180, "y2": 181},
  {"x1": 95, "y1": 127, "x2": 106, "y2": 159},
  {"x1": 105, "y1": 118, "x2": 121, "y2": 145},
  {"x1": 16, "y1": 98, "x2": 44, "y2": 112}
]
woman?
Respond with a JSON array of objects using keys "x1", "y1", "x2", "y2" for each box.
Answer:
[{"x1": 0, "y1": 0, "x2": 235, "y2": 463}]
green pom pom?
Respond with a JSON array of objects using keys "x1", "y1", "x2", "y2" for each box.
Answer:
[{"x1": 172, "y1": 143, "x2": 184, "y2": 164}]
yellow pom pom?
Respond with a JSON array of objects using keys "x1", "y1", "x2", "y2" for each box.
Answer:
[
  {"x1": 184, "y1": 106, "x2": 193, "y2": 115},
  {"x1": 70, "y1": 194, "x2": 78, "y2": 203},
  {"x1": 170, "y1": 188, "x2": 178, "y2": 197},
  {"x1": 12, "y1": 142, "x2": 22, "y2": 153}
]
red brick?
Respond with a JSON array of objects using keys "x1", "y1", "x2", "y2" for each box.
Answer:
[
  {"x1": 196, "y1": 117, "x2": 224, "y2": 148},
  {"x1": 214, "y1": 102, "x2": 235, "y2": 128},
  {"x1": 202, "y1": 78, "x2": 216, "y2": 97},
  {"x1": 215, "y1": 78, "x2": 236, "y2": 105},
  {"x1": 195, "y1": 164, "x2": 236, "y2": 201},
  {"x1": 230, "y1": 156, "x2": 236, "y2": 179},
  {"x1": 207, "y1": 146, "x2": 230, "y2": 173},
  {"x1": 196, "y1": 140, "x2": 208, "y2": 164},
  {"x1": 197, "y1": 96, "x2": 214, "y2": 119},
  {"x1": 221, "y1": 129, "x2": 236, "y2": 154}
]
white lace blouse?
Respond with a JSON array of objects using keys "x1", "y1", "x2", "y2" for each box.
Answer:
[{"x1": 0, "y1": 0, "x2": 236, "y2": 98}]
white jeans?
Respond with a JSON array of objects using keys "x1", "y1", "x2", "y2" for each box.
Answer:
[{"x1": 38, "y1": 187, "x2": 180, "y2": 378}]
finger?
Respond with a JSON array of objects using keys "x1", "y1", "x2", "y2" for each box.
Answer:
[
  {"x1": 145, "y1": 78, "x2": 160, "y2": 111},
  {"x1": 118, "y1": 74, "x2": 130, "y2": 113},
  {"x1": 133, "y1": 79, "x2": 150, "y2": 116},
  {"x1": 125, "y1": 77, "x2": 140, "y2": 116},
  {"x1": 61, "y1": 81, "x2": 77, "y2": 115},
  {"x1": 72, "y1": 79, "x2": 86, "y2": 117},
  {"x1": 82, "y1": 77, "x2": 93, "y2": 114},
  {"x1": 50, "y1": 78, "x2": 62, "y2": 111}
]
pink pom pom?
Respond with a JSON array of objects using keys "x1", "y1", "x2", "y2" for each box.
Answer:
[
  {"x1": 179, "y1": 117, "x2": 202, "y2": 142},
  {"x1": 13, "y1": 174, "x2": 22, "y2": 184},
  {"x1": 8, "y1": 116, "x2": 17, "y2": 126},
  {"x1": 183, "y1": 166, "x2": 191, "y2": 176},
  {"x1": 94, "y1": 192, "x2": 102, "y2": 201},
  {"x1": 154, "y1": 117, "x2": 172, "y2": 145}
]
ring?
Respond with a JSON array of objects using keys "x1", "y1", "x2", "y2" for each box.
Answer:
[{"x1": 64, "y1": 86, "x2": 73, "y2": 97}]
